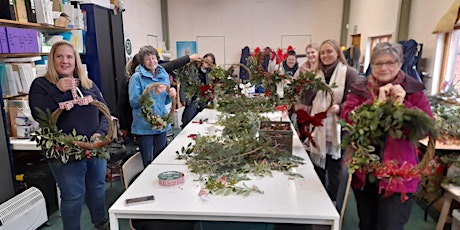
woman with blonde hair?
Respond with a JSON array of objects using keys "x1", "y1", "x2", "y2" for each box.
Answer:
[
  {"x1": 29, "y1": 40, "x2": 110, "y2": 230},
  {"x1": 302, "y1": 39, "x2": 358, "y2": 202}
]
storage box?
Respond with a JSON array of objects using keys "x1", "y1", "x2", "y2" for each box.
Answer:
[
  {"x1": 7, "y1": 99, "x2": 38, "y2": 138},
  {"x1": 259, "y1": 121, "x2": 293, "y2": 155}
]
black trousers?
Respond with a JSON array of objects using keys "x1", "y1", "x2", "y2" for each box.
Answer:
[
  {"x1": 313, "y1": 154, "x2": 342, "y2": 201},
  {"x1": 353, "y1": 180, "x2": 413, "y2": 230}
]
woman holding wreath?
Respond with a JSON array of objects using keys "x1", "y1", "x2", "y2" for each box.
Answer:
[
  {"x1": 302, "y1": 39, "x2": 358, "y2": 202},
  {"x1": 179, "y1": 53, "x2": 215, "y2": 128},
  {"x1": 340, "y1": 42, "x2": 433, "y2": 230},
  {"x1": 129, "y1": 45, "x2": 177, "y2": 167},
  {"x1": 29, "y1": 41, "x2": 110, "y2": 230}
]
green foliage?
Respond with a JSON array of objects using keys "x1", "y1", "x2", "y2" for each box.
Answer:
[
  {"x1": 30, "y1": 108, "x2": 109, "y2": 164},
  {"x1": 216, "y1": 94, "x2": 275, "y2": 114},
  {"x1": 138, "y1": 92, "x2": 170, "y2": 129},
  {"x1": 176, "y1": 117, "x2": 305, "y2": 196},
  {"x1": 340, "y1": 100, "x2": 438, "y2": 174},
  {"x1": 218, "y1": 111, "x2": 268, "y2": 139},
  {"x1": 429, "y1": 94, "x2": 460, "y2": 140},
  {"x1": 284, "y1": 70, "x2": 337, "y2": 108}
]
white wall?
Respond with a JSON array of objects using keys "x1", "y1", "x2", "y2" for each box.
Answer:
[
  {"x1": 122, "y1": 0, "x2": 163, "y2": 55},
  {"x1": 167, "y1": 0, "x2": 343, "y2": 65}
]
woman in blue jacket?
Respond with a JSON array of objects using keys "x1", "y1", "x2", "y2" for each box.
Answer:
[{"x1": 129, "y1": 46, "x2": 177, "y2": 167}]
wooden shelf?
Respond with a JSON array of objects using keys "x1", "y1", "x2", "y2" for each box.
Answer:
[
  {"x1": 0, "y1": 53, "x2": 47, "y2": 58},
  {"x1": 0, "y1": 19, "x2": 72, "y2": 33}
]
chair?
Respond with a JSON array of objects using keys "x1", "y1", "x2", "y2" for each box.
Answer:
[
  {"x1": 121, "y1": 152, "x2": 144, "y2": 230},
  {"x1": 122, "y1": 152, "x2": 144, "y2": 189}
]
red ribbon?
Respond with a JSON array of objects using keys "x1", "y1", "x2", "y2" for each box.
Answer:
[
  {"x1": 374, "y1": 161, "x2": 420, "y2": 202},
  {"x1": 296, "y1": 109, "x2": 327, "y2": 147}
]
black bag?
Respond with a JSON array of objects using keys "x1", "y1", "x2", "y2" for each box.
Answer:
[{"x1": 107, "y1": 142, "x2": 127, "y2": 163}]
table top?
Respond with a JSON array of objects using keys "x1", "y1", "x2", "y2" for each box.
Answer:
[
  {"x1": 109, "y1": 108, "x2": 339, "y2": 228},
  {"x1": 419, "y1": 137, "x2": 460, "y2": 151},
  {"x1": 109, "y1": 162, "x2": 338, "y2": 224}
]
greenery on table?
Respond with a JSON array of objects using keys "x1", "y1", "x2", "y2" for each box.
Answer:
[
  {"x1": 176, "y1": 133, "x2": 305, "y2": 196},
  {"x1": 428, "y1": 87, "x2": 460, "y2": 142},
  {"x1": 216, "y1": 94, "x2": 275, "y2": 114}
]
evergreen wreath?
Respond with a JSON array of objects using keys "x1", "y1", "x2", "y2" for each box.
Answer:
[
  {"x1": 138, "y1": 83, "x2": 175, "y2": 130},
  {"x1": 31, "y1": 100, "x2": 113, "y2": 164},
  {"x1": 340, "y1": 100, "x2": 438, "y2": 202}
]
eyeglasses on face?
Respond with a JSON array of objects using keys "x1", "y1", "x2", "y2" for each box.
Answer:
[{"x1": 372, "y1": 60, "x2": 398, "y2": 69}]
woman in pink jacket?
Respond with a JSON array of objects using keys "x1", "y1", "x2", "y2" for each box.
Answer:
[{"x1": 340, "y1": 42, "x2": 433, "y2": 230}]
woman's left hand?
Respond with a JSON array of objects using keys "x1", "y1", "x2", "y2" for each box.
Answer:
[
  {"x1": 390, "y1": 85, "x2": 406, "y2": 104},
  {"x1": 328, "y1": 104, "x2": 340, "y2": 114},
  {"x1": 91, "y1": 133, "x2": 101, "y2": 142},
  {"x1": 169, "y1": 87, "x2": 177, "y2": 98}
]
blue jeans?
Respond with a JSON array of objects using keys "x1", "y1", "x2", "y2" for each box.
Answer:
[
  {"x1": 136, "y1": 132, "x2": 167, "y2": 167},
  {"x1": 48, "y1": 158, "x2": 107, "y2": 230}
]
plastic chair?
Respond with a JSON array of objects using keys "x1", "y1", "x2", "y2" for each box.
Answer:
[
  {"x1": 121, "y1": 152, "x2": 144, "y2": 230},
  {"x1": 121, "y1": 152, "x2": 144, "y2": 190}
]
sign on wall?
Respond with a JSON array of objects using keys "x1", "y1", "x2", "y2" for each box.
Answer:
[{"x1": 176, "y1": 41, "x2": 197, "y2": 58}]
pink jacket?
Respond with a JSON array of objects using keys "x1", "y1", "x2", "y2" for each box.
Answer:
[{"x1": 340, "y1": 72, "x2": 433, "y2": 193}]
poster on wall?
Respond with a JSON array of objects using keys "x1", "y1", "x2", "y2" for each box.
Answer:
[{"x1": 176, "y1": 41, "x2": 196, "y2": 58}]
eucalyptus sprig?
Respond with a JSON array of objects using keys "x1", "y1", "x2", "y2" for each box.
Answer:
[{"x1": 176, "y1": 133, "x2": 304, "y2": 196}]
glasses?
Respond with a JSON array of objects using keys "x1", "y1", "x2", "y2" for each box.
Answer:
[{"x1": 372, "y1": 61, "x2": 398, "y2": 69}]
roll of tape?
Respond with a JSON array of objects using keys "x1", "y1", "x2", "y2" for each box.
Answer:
[{"x1": 158, "y1": 171, "x2": 185, "y2": 186}]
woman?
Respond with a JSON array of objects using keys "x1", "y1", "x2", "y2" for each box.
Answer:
[
  {"x1": 341, "y1": 42, "x2": 432, "y2": 230},
  {"x1": 293, "y1": 43, "x2": 319, "y2": 113},
  {"x1": 179, "y1": 53, "x2": 216, "y2": 128},
  {"x1": 29, "y1": 41, "x2": 109, "y2": 230},
  {"x1": 281, "y1": 49, "x2": 298, "y2": 76},
  {"x1": 129, "y1": 45, "x2": 177, "y2": 167},
  {"x1": 117, "y1": 53, "x2": 200, "y2": 141},
  {"x1": 294, "y1": 43, "x2": 319, "y2": 78},
  {"x1": 303, "y1": 39, "x2": 358, "y2": 202}
]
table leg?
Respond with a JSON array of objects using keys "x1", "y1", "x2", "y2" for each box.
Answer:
[
  {"x1": 109, "y1": 213, "x2": 119, "y2": 230},
  {"x1": 436, "y1": 193, "x2": 453, "y2": 230}
]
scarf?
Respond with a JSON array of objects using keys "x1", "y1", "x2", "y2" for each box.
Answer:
[
  {"x1": 368, "y1": 70, "x2": 405, "y2": 98},
  {"x1": 308, "y1": 62, "x2": 347, "y2": 169}
]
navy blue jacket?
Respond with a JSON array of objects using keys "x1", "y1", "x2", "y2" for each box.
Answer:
[{"x1": 29, "y1": 77, "x2": 109, "y2": 138}]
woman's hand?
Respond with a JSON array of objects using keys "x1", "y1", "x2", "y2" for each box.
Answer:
[
  {"x1": 56, "y1": 77, "x2": 76, "y2": 92},
  {"x1": 91, "y1": 133, "x2": 101, "y2": 142},
  {"x1": 153, "y1": 84, "x2": 168, "y2": 95},
  {"x1": 390, "y1": 84, "x2": 406, "y2": 104},
  {"x1": 328, "y1": 104, "x2": 340, "y2": 114},
  {"x1": 189, "y1": 54, "x2": 201, "y2": 62},
  {"x1": 378, "y1": 83, "x2": 393, "y2": 103},
  {"x1": 169, "y1": 87, "x2": 177, "y2": 98}
]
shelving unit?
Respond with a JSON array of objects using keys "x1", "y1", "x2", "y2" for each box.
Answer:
[
  {"x1": 0, "y1": 19, "x2": 73, "y2": 205},
  {"x1": 0, "y1": 19, "x2": 72, "y2": 33}
]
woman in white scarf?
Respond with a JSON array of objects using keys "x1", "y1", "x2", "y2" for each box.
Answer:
[{"x1": 305, "y1": 40, "x2": 358, "y2": 202}]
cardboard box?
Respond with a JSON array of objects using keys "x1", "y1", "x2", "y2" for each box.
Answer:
[{"x1": 7, "y1": 98, "x2": 37, "y2": 138}]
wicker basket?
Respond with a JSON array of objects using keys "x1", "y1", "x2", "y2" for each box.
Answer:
[{"x1": 259, "y1": 121, "x2": 293, "y2": 155}]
